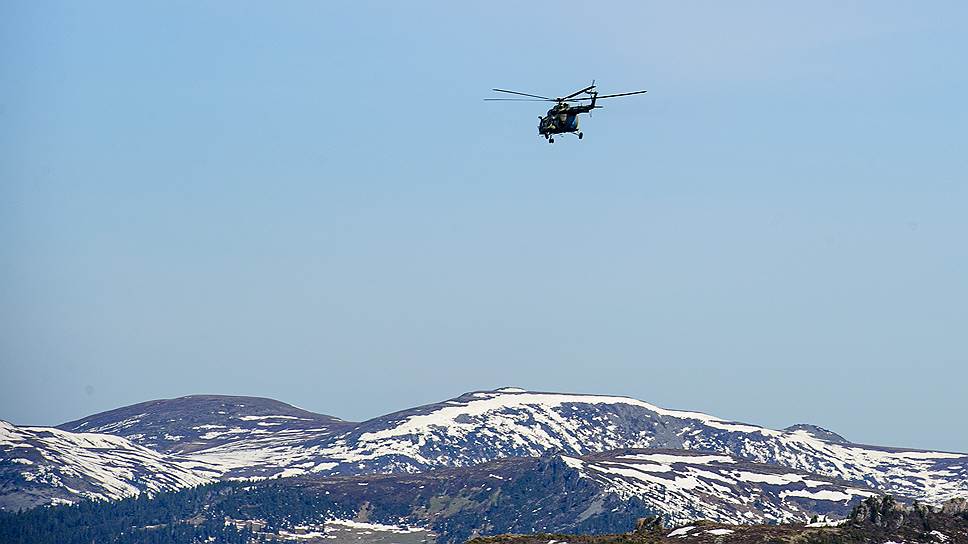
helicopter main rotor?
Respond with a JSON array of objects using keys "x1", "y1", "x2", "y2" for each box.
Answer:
[{"x1": 485, "y1": 83, "x2": 647, "y2": 105}]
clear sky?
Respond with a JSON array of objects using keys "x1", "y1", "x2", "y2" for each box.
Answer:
[{"x1": 2, "y1": 2, "x2": 966, "y2": 452}]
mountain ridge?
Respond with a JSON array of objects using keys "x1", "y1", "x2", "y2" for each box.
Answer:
[{"x1": 3, "y1": 388, "x2": 967, "y2": 515}]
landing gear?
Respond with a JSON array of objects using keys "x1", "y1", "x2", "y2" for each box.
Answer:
[
  {"x1": 578, "y1": 132, "x2": 583, "y2": 140},
  {"x1": 548, "y1": 137, "x2": 555, "y2": 144}
]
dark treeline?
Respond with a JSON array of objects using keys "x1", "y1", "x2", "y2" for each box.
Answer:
[
  {"x1": 0, "y1": 481, "x2": 356, "y2": 544},
  {"x1": 0, "y1": 463, "x2": 654, "y2": 544}
]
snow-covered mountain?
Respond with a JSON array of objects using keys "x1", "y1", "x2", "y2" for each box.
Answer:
[
  {"x1": 279, "y1": 448, "x2": 882, "y2": 536},
  {"x1": 3, "y1": 388, "x2": 967, "y2": 515},
  {"x1": 58, "y1": 394, "x2": 353, "y2": 455},
  {"x1": 0, "y1": 447, "x2": 889, "y2": 543},
  {"x1": 308, "y1": 388, "x2": 968, "y2": 503},
  {"x1": 56, "y1": 395, "x2": 353, "y2": 481},
  {"x1": 559, "y1": 449, "x2": 875, "y2": 525},
  {"x1": 0, "y1": 421, "x2": 216, "y2": 510}
]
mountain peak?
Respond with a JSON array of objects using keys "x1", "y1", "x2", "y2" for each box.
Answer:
[
  {"x1": 783, "y1": 423, "x2": 850, "y2": 444},
  {"x1": 56, "y1": 394, "x2": 354, "y2": 455}
]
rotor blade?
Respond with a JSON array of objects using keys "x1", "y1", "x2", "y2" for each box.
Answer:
[
  {"x1": 491, "y1": 88, "x2": 552, "y2": 100},
  {"x1": 560, "y1": 84, "x2": 597, "y2": 100},
  {"x1": 583, "y1": 90, "x2": 648, "y2": 100},
  {"x1": 484, "y1": 98, "x2": 554, "y2": 101}
]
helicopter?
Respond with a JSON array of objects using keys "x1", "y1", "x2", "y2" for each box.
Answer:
[{"x1": 486, "y1": 82, "x2": 647, "y2": 143}]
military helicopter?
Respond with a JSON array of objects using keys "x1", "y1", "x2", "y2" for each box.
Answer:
[{"x1": 486, "y1": 82, "x2": 647, "y2": 143}]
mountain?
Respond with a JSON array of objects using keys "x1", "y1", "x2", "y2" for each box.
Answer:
[
  {"x1": 309, "y1": 388, "x2": 967, "y2": 505},
  {"x1": 2, "y1": 388, "x2": 967, "y2": 516},
  {"x1": 557, "y1": 449, "x2": 875, "y2": 525},
  {"x1": 0, "y1": 421, "x2": 215, "y2": 511},
  {"x1": 57, "y1": 394, "x2": 353, "y2": 455},
  {"x1": 0, "y1": 450, "x2": 899, "y2": 544},
  {"x1": 254, "y1": 448, "x2": 881, "y2": 539}
]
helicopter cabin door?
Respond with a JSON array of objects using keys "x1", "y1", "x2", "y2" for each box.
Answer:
[{"x1": 558, "y1": 112, "x2": 578, "y2": 131}]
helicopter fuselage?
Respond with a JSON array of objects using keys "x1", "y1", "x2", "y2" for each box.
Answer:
[{"x1": 538, "y1": 102, "x2": 597, "y2": 137}]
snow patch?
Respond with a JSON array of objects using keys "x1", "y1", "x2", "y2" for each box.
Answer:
[
  {"x1": 781, "y1": 489, "x2": 855, "y2": 502},
  {"x1": 239, "y1": 415, "x2": 311, "y2": 421},
  {"x1": 668, "y1": 526, "x2": 695, "y2": 537},
  {"x1": 325, "y1": 519, "x2": 425, "y2": 533},
  {"x1": 806, "y1": 518, "x2": 847, "y2": 528}
]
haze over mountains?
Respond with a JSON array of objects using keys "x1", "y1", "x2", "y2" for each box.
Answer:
[{"x1": 2, "y1": 388, "x2": 966, "y2": 531}]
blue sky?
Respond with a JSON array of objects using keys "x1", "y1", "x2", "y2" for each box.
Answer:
[{"x1": 2, "y1": 2, "x2": 966, "y2": 451}]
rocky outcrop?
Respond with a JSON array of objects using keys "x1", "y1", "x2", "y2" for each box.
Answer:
[
  {"x1": 846, "y1": 495, "x2": 968, "y2": 542},
  {"x1": 943, "y1": 497, "x2": 968, "y2": 516},
  {"x1": 849, "y1": 495, "x2": 908, "y2": 529}
]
